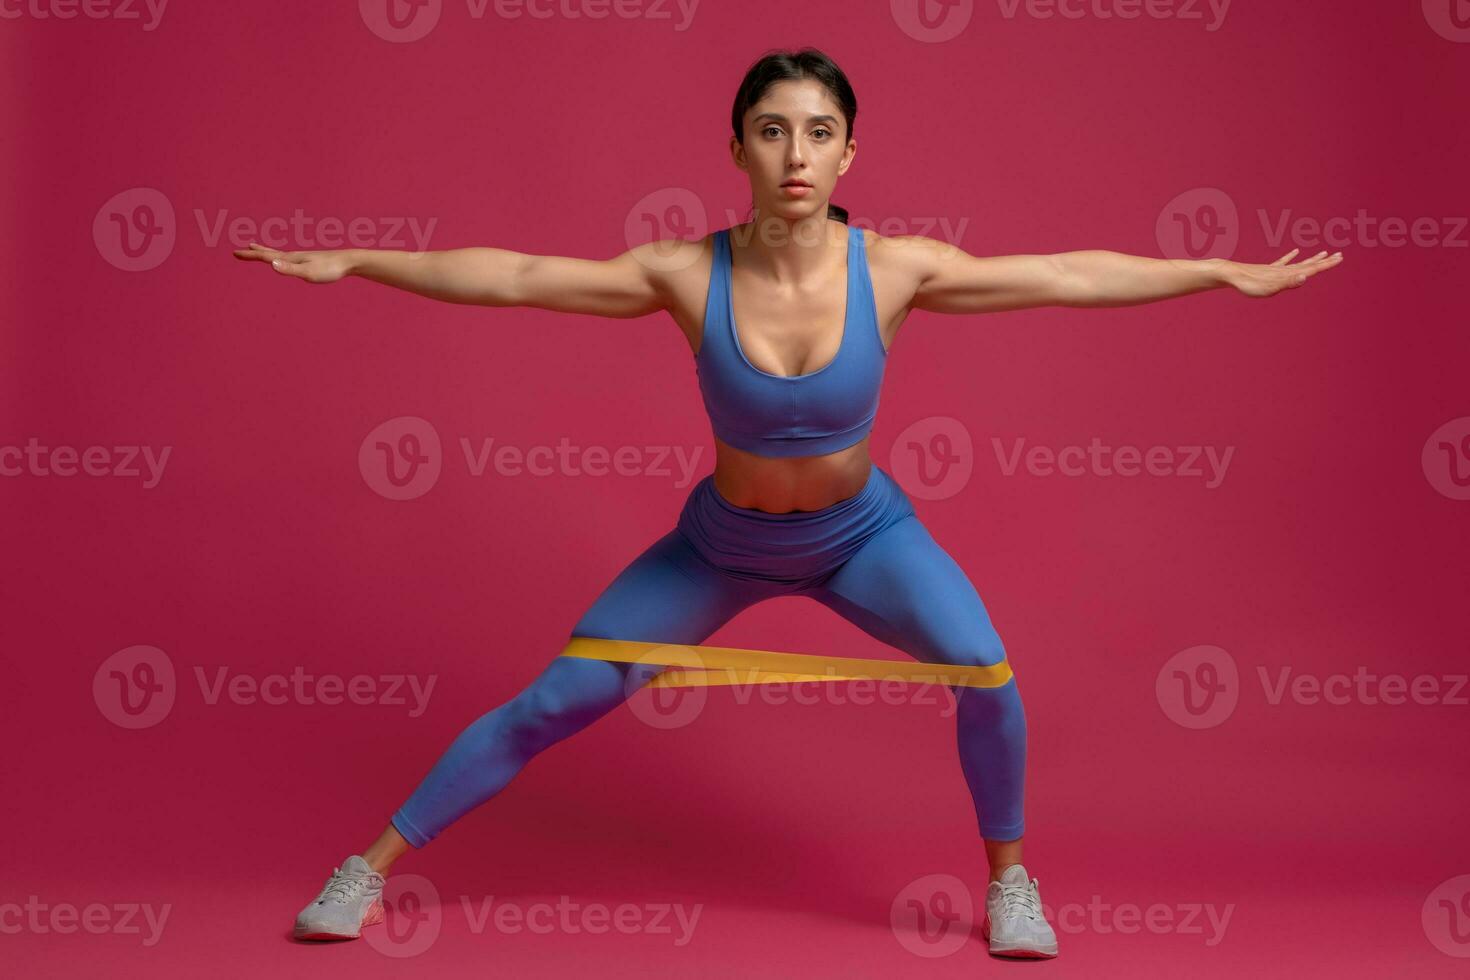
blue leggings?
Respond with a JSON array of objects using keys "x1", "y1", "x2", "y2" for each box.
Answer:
[{"x1": 391, "y1": 466, "x2": 1027, "y2": 846}]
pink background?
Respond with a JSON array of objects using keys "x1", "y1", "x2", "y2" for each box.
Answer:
[{"x1": 5, "y1": 1, "x2": 1468, "y2": 976}]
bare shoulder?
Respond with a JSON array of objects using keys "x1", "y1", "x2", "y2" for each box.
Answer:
[
  {"x1": 864, "y1": 230, "x2": 965, "y2": 284},
  {"x1": 630, "y1": 234, "x2": 714, "y2": 294},
  {"x1": 857, "y1": 228, "x2": 966, "y2": 350},
  {"x1": 862, "y1": 229, "x2": 966, "y2": 321},
  {"x1": 633, "y1": 232, "x2": 716, "y2": 354}
]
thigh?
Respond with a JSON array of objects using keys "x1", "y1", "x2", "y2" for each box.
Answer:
[
  {"x1": 805, "y1": 515, "x2": 1008, "y2": 668},
  {"x1": 568, "y1": 528, "x2": 775, "y2": 686}
]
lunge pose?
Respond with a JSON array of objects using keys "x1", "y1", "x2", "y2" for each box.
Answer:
[{"x1": 237, "y1": 48, "x2": 1340, "y2": 959}]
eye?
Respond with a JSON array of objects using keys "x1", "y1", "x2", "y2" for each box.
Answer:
[
  {"x1": 812, "y1": 128, "x2": 831, "y2": 139},
  {"x1": 762, "y1": 125, "x2": 782, "y2": 138}
]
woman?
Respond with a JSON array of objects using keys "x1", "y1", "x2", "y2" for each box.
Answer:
[{"x1": 237, "y1": 48, "x2": 1340, "y2": 960}]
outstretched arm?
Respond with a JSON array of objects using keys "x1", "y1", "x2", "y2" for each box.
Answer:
[
  {"x1": 232, "y1": 240, "x2": 685, "y2": 318},
  {"x1": 895, "y1": 237, "x2": 1344, "y2": 314}
]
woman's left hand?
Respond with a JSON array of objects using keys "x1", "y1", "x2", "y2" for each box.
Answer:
[{"x1": 1223, "y1": 249, "x2": 1345, "y2": 298}]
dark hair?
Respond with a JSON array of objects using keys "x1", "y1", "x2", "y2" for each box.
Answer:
[{"x1": 730, "y1": 47, "x2": 856, "y2": 225}]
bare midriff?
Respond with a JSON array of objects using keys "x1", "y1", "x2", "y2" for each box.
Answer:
[{"x1": 711, "y1": 433, "x2": 873, "y2": 513}]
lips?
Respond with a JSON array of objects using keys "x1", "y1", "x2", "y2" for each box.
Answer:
[{"x1": 781, "y1": 180, "x2": 812, "y2": 188}]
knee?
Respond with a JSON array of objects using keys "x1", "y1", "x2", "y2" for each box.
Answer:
[
  {"x1": 954, "y1": 629, "x2": 1007, "y2": 669},
  {"x1": 498, "y1": 685, "x2": 577, "y2": 754},
  {"x1": 513, "y1": 680, "x2": 576, "y2": 727},
  {"x1": 955, "y1": 676, "x2": 1026, "y2": 733},
  {"x1": 501, "y1": 658, "x2": 622, "y2": 743},
  {"x1": 939, "y1": 628, "x2": 1012, "y2": 704}
]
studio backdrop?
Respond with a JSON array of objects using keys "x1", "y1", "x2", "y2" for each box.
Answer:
[{"x1": 3, "y1": 2, "x2": 1467, "y2": 977}]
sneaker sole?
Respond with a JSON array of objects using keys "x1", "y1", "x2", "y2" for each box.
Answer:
[
  {"x1": 981, "y1": 916, "x2": 1059, "y2": 958},
  {"x1": 293, "y1": 899, "x2": 384, "y2": 941}
]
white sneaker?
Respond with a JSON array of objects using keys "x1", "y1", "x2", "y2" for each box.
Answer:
[
  {"x1": 293, "y1": 855, "x2": 386, "y2": 941},
  {"x1": 982, "y1": 863, "x2": 1058, "y2": 958}
]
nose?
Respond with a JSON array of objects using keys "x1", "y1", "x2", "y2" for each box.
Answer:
[{"x1": 785, "y1": 138, "x2": 806, "y2": 169}]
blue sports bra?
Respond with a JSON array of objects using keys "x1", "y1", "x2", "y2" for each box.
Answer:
[{"x1": 694, "y1": 224, "x2": 887, "y2": 458}]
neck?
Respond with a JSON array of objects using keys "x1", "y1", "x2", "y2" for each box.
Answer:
[{"x1": 733, "y1": 210, "x2": 845, "y2": 285}]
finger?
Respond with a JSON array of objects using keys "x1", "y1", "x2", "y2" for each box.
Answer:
[
  {"x1": 246, "y1": 243, "x2": 304, "y2": 262},
  {"x1": 234, "y1": 243, "x2": 287, "y2": 261},
  {"x1": 271, "y1": 258, "x2": 313, "y2": 278},
  {"x1": 1291, "y1": 263, "x2": 1327, "y2": 285},
  {"x1": 1271, "y1": 248, "x2": 1300, "y2": 266}
]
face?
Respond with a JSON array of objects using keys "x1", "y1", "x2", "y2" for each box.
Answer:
[{"x1": 733, "y1": 78, "x2": 855, "y2": 227}]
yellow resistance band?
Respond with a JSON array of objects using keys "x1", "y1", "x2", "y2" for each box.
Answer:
[{"x1": 559, "y1": 637, "x2": 1013, "y2": 689}]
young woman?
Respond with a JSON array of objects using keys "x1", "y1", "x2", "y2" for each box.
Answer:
[{"x1": 237, "y1": 48, "x2": 1340, "y2": 960}]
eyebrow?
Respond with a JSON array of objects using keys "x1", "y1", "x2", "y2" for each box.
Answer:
[{"x1": 752, "y1": 112, "x2": 839, "y2": 128}]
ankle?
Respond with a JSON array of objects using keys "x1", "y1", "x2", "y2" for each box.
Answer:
[
  {"x1": 983, "y1": 834, "x2": 1024, "y2": 882},
  {"x1": 987, "y1": 862, "x2": 1024, "y2": 883},
  {"x1": 360, "y1": 822, "x2": 412, "y2": 876},
  {"x1": 361, "y1": 853, "x2": 396, "y2": 876}
]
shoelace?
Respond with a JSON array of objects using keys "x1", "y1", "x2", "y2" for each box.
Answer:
[
  {"x1": 319, "y1": 867, "x2": 382, "y2": 905},
  {"x1": 995, "y1": 879, "x2": 1043, "y2": 921}
]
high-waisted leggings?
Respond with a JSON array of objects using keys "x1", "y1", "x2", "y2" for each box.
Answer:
[{"x1": 390, "y1": 464, "x2": 1027, "y2": 846}]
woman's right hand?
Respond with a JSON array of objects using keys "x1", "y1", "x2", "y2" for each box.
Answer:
[{"x1": 233, "y1": 242, "x2": 355, "y2": 284}]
